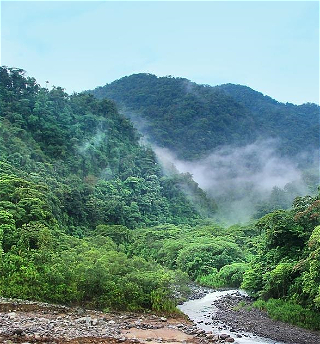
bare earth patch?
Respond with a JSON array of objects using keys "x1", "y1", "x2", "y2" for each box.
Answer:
[{"x1": 123, "y1": 327, "x2": 195, "y2": 343}]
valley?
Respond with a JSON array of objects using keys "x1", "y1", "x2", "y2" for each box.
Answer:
[{"x1": 0, "y1": 66, "x2": 319, "y2": 343}]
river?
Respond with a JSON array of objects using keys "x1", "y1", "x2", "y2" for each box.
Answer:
[{"x1": 178, "y1": 289, "x2": 286, "y2": 344}]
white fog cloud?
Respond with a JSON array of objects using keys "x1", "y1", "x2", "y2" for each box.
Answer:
[{"x1": 153, "y1": 139, "x2": 312, "y2": 223}]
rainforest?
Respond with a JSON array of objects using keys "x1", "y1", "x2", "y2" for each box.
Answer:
[{"x1": 0, "y1": 66, "x2": 320, "y2": 333}]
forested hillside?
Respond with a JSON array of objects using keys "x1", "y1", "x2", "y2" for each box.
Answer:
[
  {"x1": 0, "y1": 67, "x2": 218, "y2": 230},
  {"x1": 1, "y1": 67, "x2": 320, "y2": 331},
  {"x1": 242, "y1": 194, "x2": 320, "y2": 329},
  {"x1": 0, "y1": 66, "x2": 214, "y2": 311},
  {"x1": 90, "y1": 73, "x2": 319, "y2": 222},
  {"x1": 90, "y1": 73, "x2": 319, "y2": 162}
]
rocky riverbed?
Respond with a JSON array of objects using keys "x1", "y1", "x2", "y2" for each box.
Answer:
[
  {"x1": 211, "y1": 291, "x2": 320, "y2": 344},
  {"x1": 1, "y1": 292, "x2": 320, "y2": 344},
  {"x1": 0, "y1": 297, "x2": 234, "y2": 344}
]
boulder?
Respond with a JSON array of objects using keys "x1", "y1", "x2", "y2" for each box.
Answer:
[{"x1": 219, "y1": 333, "x2": 230, "y2": 340}]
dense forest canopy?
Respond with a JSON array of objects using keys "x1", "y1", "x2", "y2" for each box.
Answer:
[
  {"x1": 0, "y1": 67, "x2": 219, "y2": 230},
  {"x1": 90, "y1": 73, "x2": 319, "y2": 162},
  {"x1": 0, "y1": 66, "x2": 215, "y2": 310},
  {"x1": 1, "y1": 67, "x2": 320, "y2": 330},
  {"x1": 90, "y1": 73, "x2": 319, "y2": 223}
]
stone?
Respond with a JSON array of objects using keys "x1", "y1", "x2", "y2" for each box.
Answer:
[
  {"x1": 225, "y1": 338, "x2": 235, "y2": 343},
  {"x1": 8, "y1": 312, "x2": 16, "y2": 320},
  {"x1": 219, "y1": 333, "x2": 230, "y2": 340},
  {"x1": 160, "y1": 317, "x2": 167, "y2": 322},
  {"x1": 85, "y1": 316, "x2": 91, "y2": 326},
  {"x1": 33, "y1": 333, "x2": 42, "y2": 340},
  {"x1": 91, "y1": 317, "x2": 98, "y2": 326},
  {"x1": 76, "y1": 316, "x2": 88, "y2": 324},
  {"x1": 13, "y1": 328, "x2": 24, "y2": 336}
]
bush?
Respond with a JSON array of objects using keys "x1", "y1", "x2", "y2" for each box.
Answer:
[
  {"x1": 253, "y1": 298, "x2": 320, "y2": 330},
  {"x1": 196, "y1": 268, "x2": 221, "y2": 288},
  {"x1": 150, "y1": 288, "x2": 178, "y2": 313},
  {"x1": 262, "y1": 262, "x2": 294, "y2": 299},
  {"x1": 218, "y1": 263, "x2": 248, "y2": 287},
  {"x1": 197, "y1": 263, "x2": 248, "y2": 288}
]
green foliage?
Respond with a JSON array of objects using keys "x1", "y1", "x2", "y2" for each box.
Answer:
[
  {"x1": 150, "y1": 288, "x2": 178, "y2": 313},
  {"x1": 256, "y1": 210, "x2": 306, "y2": 252},
  {"x1": 262, "y1": 262, "x2": 295, "y2": 299},
  {"x1": 0, "y1": 214, "x2": 188, "y2": 311},
  {"x1": 0, "y1": 66, "x2": 205, "y2": 230},
  {"x1": 197, "y1": 263, "x2": 248, "y2": 288},
  {"x1": 176, "y1": 240, "x2": 242, "y2": 279},
  {"x1": 128, "y1": 223, "x2": 252, "y2": 286},
  {"x1": 216, "y1": 84, "x2": 319, "y2": 161},
  {"x1": 217, "y1": 262, "x2": 248, "y2": 287},
  {"x1": 2, "y1": 65, "x2": 319, "y2": 324},
  {"x1": 94, "y1": 224, "x2": 130, "y2": 245},
  {"x1": 253, "y1": 298, "x2": 320, "y2": 330},
  {"x1": 90, "y1": 73, "x2": 318, "y2": 161},
  {"x1": 242, "y1": 191, "x2": 320, "y2": 328},
  {"x1": 0, "y1": 66, "x2": 209, "y2": 312}
]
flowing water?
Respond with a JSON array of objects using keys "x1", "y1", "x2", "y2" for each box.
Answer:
[{"x1": 178, "y1": 289, "x2": 286, "y2": 344}]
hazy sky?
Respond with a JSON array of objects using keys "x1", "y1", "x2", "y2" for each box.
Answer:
[{"x1": 1, "y1": 1, "x2": 319, "y2": 104}]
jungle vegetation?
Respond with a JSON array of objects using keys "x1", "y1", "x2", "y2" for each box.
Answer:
[{"x1": 1, "y1": 67, "x2": 319, "y2": 329}]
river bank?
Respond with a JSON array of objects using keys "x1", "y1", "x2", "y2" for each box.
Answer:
[
  {"x1": 0, "y1": 297, "x2": 231, "y2": 344},
  {"x1": 211, "y1": 291, "x2": 320, "y2": 344},
  {"x1": 1, "y1": 292, "x2": 320, "y2": 344}
]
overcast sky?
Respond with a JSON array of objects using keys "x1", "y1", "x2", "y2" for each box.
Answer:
[{"x1": 1, "y1": 1, "x2": 319, "y2": 105}]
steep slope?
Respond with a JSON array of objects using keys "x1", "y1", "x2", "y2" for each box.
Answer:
[
  {"x1": 90, "y1": 74, "x2": 319, "y2": 162},
  {"x1": 1, "y1": 68, "x2": 320, "y2": 329},
  {"x1": 0, "y1": 66, "x2": 217, "y2": 310},
  {"x1": 0, "y1": 67, "x2": 217, "y2": 231},
  {"x1": 216, "y1": 83, "x2": 319, "y2": 162}
]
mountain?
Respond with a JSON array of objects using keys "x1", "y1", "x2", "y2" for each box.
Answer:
[
  {"x1": 1, "y1": 67, "x2": 320, "y2": 328},
  {"x1": 90, "y1": 73, "x2": 319, "y2": 162},
  {"x1": 0, "y1": 66, "x2": 222, "y2": 310},
  {"x1": 0, "y1": 67, "x2": 219, "y2": 231}
]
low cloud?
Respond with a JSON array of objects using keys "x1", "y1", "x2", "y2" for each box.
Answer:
[
  {"x1": 77, "y1": 130, "x2": 106, "y2": 155},
  {"x1": 154, "y1": 139, "x2": 314, "y2": 224}
]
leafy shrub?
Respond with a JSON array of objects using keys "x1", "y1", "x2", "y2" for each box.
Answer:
[
  {"x1": 217, "y1": 263, "x2": 248, "y2": 287},
  {"x1": 197, "y1": 263, "x2": 248, "y2": 288},
  {"x1": 253, "y1": 298, "x2": 320, "y2": 330},
  {"x1": 262, "y1": 262, "x2": 294, "y2": 299}
]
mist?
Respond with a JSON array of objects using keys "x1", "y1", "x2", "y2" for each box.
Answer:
[
  {"x1": 118, "y1": 107, "x2": 317, "y2": 224},
  {"x1": 153, "y1": 139, "x2": 315, "y2": 224},
  {"x1": 77, "y1": 130, "x2": 106, "y2": 155}
]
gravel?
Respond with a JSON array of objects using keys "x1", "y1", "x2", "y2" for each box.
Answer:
[{"x1": 211, "y1": 293, "x2": 320, "y2": 344}]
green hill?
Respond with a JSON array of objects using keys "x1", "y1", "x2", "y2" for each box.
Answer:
[
  {"x1": 90, "y1": 73, "x2": 319, "y2": 162},
  {"x1": 0, "y1": 66, "x2": 215, "y2": 310},
  {"x1": 1, "y1": 67, "x2": 320, "y2": 329},
  {"x1": 0, "y1": 67, "x2": 218, "y2": 230}
]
